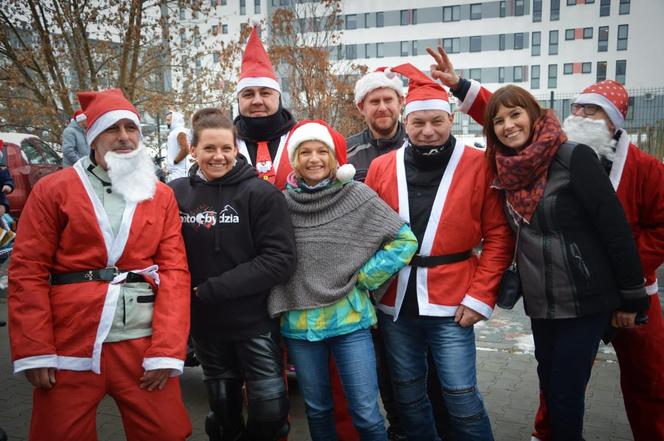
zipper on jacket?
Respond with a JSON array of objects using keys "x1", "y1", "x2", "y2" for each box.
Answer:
[{"x1": 569, "y1": 242, "x2": 591, "y2": 281}]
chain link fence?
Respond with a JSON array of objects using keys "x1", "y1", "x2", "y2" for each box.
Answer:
[{"x1": 452, "y1": 87, "x2": 664, "y2": 161}]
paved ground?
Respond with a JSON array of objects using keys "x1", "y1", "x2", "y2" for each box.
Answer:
[{"x1": 1, "y1": 264, "x2": 662, "y2": 440}]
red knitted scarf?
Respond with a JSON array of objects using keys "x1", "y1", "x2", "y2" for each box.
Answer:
[{"x1": 494, "y1": 110, "x2": 567, "y2": 223}]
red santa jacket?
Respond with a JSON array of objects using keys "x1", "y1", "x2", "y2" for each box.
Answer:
[
  {"x1": 237, "y1": 133, "x2": 293, "y2": 190},
  {"x1": 8, "y1": 162, "x2": 190, "y2": 375},
  {"x1": 458, "y1": 80, "x2": 664, "y2": 295},
  {"x1": 365, "y1": 140, "x2": 513, "y2": 319}
]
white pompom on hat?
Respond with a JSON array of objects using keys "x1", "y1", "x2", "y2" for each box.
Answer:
[
  {"x1": 354, "y1": 67, "x2": 405, "y2": 105},
  {"x1": 285, "y1": 120, "x2": 356, "y2": 183}
]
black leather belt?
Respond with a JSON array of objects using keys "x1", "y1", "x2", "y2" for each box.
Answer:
[
  {"x1": 50, "y1": 267, "x2": 145, "y2": 285},
  {"x1": 409, "y1": 250, "x2": 474, "y2": 268}
]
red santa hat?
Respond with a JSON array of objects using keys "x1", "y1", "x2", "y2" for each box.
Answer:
[
  {"x1": 72, "y1": 109, "x2": 86, "y2": 123},
  {"x1": 77, "y1": 88, "x2": 141, "y2": 146},
  {"x1": 573, "y1": 80, "x2": 628, "y2": 129},
  {"x1": 236, "y1": 26, "x2": 281, "y2": 96},
  {"x1": 285, "y1": 120, "x2": 356, "y2": 182},
  {"x1": 354, "y1": 67, "x2": 405, "y2": 105},
  {"x1": 390, "y1": 63, "x2": 451, "y2": 117}
]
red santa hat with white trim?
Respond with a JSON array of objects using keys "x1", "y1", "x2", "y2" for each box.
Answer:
[
  {"x1": 389, "y1": 63, "x2": 451, "y2": 117},
  {"x1": 354, "y1": 67, "x2": 405, "y2": 105},
  {"x1": 573, "y1": 80, "x2": 628, "y2": 130},
  {"x1": 285, "y1": 120, "x2": 356, "y2": 182},
  {"x1": 77, "y1": 88, "x2": 141, "y2": 146},
  {"x1": 236, "y1": 25, "x2": 281, "y2": 96}
]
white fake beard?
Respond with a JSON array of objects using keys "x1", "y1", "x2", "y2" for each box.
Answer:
[
  {"x1": 562, "y1": 115, "x2": 616, "y2": 162},
  {"x1": 105, "y1": 145, "x2": 157, "y2": 203}
]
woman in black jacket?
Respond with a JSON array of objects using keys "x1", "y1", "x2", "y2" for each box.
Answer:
[
  {"x1": 169, "y1": 108, "x2": 296, "y2": 441},
  {"x1": 479, "y1": 86, "x2": 648, "y2": 441}
]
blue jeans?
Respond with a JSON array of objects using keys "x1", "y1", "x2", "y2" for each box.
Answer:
[
  {"x1": 286, "y1": 328, "x2": 387, "y2": 441},
  {"x1": 378, "y1": 311, "x2": 493, "y2": 441}
]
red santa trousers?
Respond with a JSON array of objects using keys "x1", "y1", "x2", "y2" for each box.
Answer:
[
  {"x1": 533, "y1": 295, "x2": 664, "y2": 441},
  {"x1": 29, "y1": 337, "x2": 192, "y2": 441}
]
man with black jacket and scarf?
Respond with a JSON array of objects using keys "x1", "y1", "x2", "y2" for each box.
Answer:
[
  {"x1": 347, "y1": 69, "x2": 455, "y2": 441},
  {"x1": 233, "y1": 26, "x2": 296, "y2": 190}
]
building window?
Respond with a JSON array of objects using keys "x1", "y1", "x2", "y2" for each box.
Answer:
[
  {"x1": 515, "y1": 0, "x2": 525, "y2": 15},
  {"x1": 211, "y1": 0, "x2": 216, "y2": 6},
  {"x1": 617, "y1": 24, "x2": 628, "y2": 50},
  {"x1": 345, "y1": 44, "x2": 356, "y2": 60},
  {"x1": 364, "y1": 43, "x2": 372, "y2": 58},
  {"x1": 582, "y1": 62, "x2": 592, "y2": 73},
  {"x1": 616, "y1": 59, "x2": 626, "y2": 83},
  {"x1": 401, "y1": 41, "x2": 409, "y2": 56},
  {"x1": 566, "y1": 0, "x2": 575, "y2": 5},
  {"x1": 469, "y1": 68, "x2": 481, "y2": 82},
  {"x1": 513, "y1": 66, "x2": 523, "y2": 82},
  {"x1": 549, "y1": 30, "x2": 559, "y2": 55},
  {"x1": 212, "y1": 24, "x2": 219, "y2": 35},
  {"x1": 583, "y1": 27, "x2": 593, "y2": 39},
  {"x1": 597, "y1": 61, "x2": 607, "y2": 81},
  {"x1": 598, "y1": 26, "x2": 608, "y2": 52},
  {"x1": 345, "y1": 14, "x2": 357, "y2": 30},
  {"x1": 499, "y1": 67, "x2": 505, "y2": 83},
  {"x1": 585, "y1": 0, "x2": 595, "y2": 3},
  {"x1": 514, "y1": 33, "x2": 524, "y2": 50},
  {"x1": 500, "y1": 1, "x2": 506, "y2": 17},
  {"x1": 564, "y1": 63, "x2": 573, "y2": 74},
  {"x1": 533, "y1": 0, "x2": 542, "y2": 22},
  {"x1": 412, "y1": 40, "x2": 418, "y2": 56},
  {"x1": 443, "y1": 37, "x2": 460, "y2": 54},
  {"x1": 470, "y1": 36, "x2": 482, "y2": 53},
  {"x1": 213, "y1": 52, "x2": 220, "y2": 63},
  {"x1": 550, "y1": 0, "x2": 560, "y2": 21},
  {"x1": 376, "y1": 12, "x2": 384, "y2": 27},
  {"x1": 470, "y1": 3, "x2": 482, "y2": 20},
  {"x1": 377, "y1": 43, "x2": 384, "y2": 58},
  {"x1": 600, "y1": 0, "x2": 610, "y2": 16},
  {"x1": 239, "y1": 0, "x2": 245, "y2": 15},
  {"x1": 565, "y1": 29, "x2": 575, "y2": 40},
  {"x1": 254, "y1": 0, "x2": 260, "y2": 14},
  {"x1": 222, "y1": 24, "x2": 228, "y2": 34},
  {"x1": 499, "y1": 34, "x2": 506, "y2": 51},
  {"x1": 443, "y1": 5, "x2": 460, "y2": 22},
  {"x1": 531, "y1": 65, "x2": 540, "y2": 89},
  {"x1": 179, "y1": 7, "x2": 186, "y2": 19},
  {"x1": 548, "y1": 64, "x2": 558, "y2": 88},
  {"x1": 532, "y1": 31, "x2": 541, "y2": 56},
  {"x1": 619, "y1": 0, "x2": 630, "y2": 14}
]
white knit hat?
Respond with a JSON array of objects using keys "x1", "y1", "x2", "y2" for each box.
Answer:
[{"x1": 354, "y1": 67, "x2": 405, "y2": 105}]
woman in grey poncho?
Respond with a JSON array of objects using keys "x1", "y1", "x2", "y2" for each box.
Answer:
[{"x1": 269, "y1": 120, "x2": 417, "y2": 441}]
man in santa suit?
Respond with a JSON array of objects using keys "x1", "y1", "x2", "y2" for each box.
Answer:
[
  {"x1": 365, "y1": 63, "x2": 513, "y2": 441},
  {"x1": 428, "y1": 46, "x2": 664, "y2": 441},
  {"x1": 233, "y1": 25, "x2": 295, "y2": 190},
  {"x1": 8, "y1": 89, "x2": 192, "y2": 441}
]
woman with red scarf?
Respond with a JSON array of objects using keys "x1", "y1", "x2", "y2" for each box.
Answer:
[{"x1": 481, "y1": 85, "x2": 648, "y2": 441}]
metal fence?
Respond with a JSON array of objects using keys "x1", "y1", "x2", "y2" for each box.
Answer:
[{"x1": 452, "y1": 87, "x2": 664, "y2": 161}]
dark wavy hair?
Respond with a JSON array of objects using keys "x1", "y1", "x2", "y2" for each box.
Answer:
[
  {"x1": 482, "y1": 85, "x2": 543, "y2": 172},
  {"x1": 190, "y1": 108, "x2": 236, "y2": 147}
]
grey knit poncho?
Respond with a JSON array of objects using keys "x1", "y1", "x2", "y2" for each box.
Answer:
[{"x1": 268, "y1": 180, "x2": 406, "y2": 317}]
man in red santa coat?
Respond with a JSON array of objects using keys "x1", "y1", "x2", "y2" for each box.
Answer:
[
  {"x1": 8, "y1": 88, "x2": 192, "y2": 441},
  {"x1": 365, "y1": 63, "x2": 513, "y2": 441},
  {"x1": 428, "y1": 46, "x2": 664, "y2": 441}
]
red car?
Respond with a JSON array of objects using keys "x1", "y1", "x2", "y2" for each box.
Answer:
[{"x1": 0, "y1": 133, "x2": 62, "y2": 218}]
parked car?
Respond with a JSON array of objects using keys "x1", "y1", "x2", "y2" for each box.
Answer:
[{"x1": 0, "y1": 133, "x2": 62, "y2": 218}]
